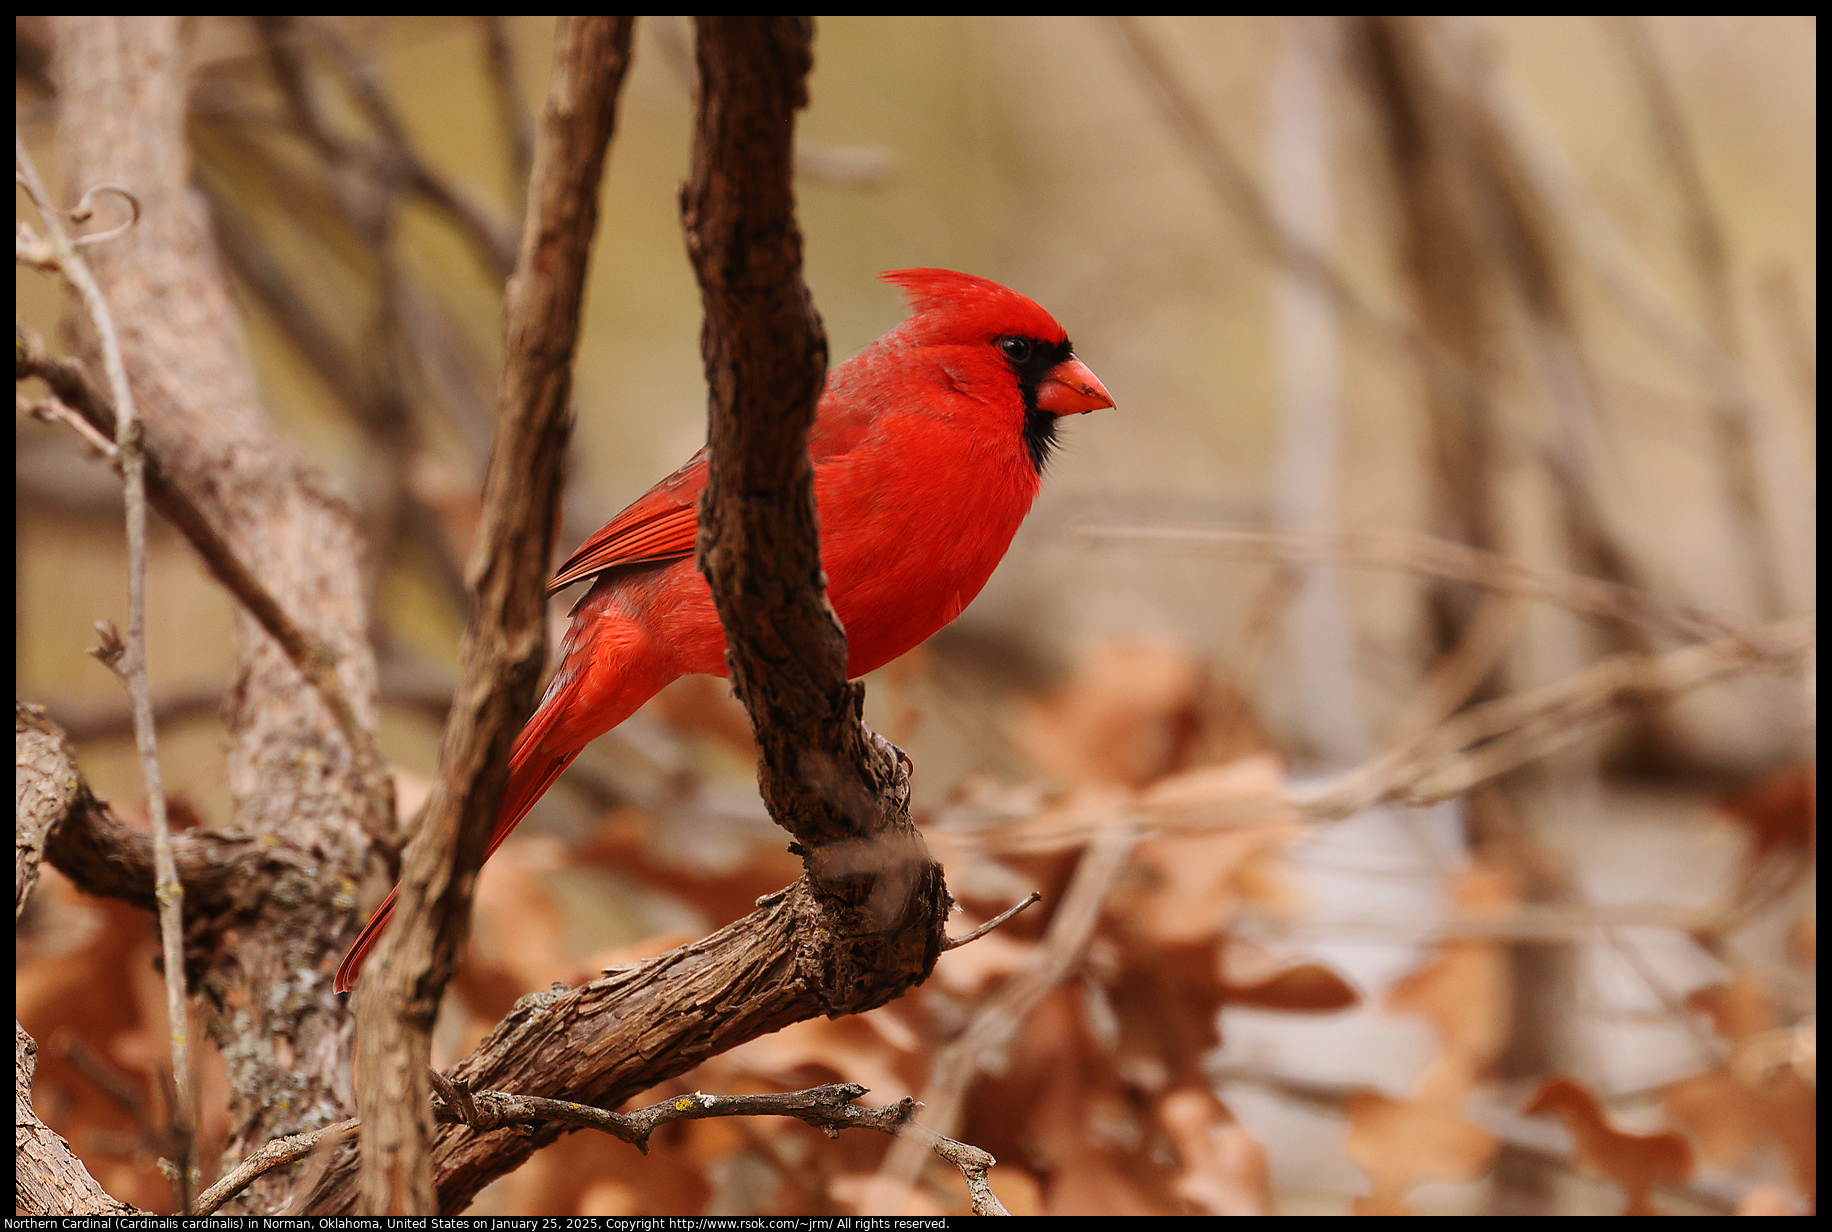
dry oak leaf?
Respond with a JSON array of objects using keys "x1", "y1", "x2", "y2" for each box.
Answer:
[
  {"x1": 1111, "y1": 822, "x2": 1307, "y2": 946},
  {"x1": 1345, "y1": 1053, "x2": 1499, "y2": 1216},
  {"x1": 1157, "y1": 1088, "x2": 1272, "y2": 1216},
  {"x1": 1790, "y1": 914, "x2": 1815, "y2": 966},
  {"x1": 1525, "y1": 1076, "x2": 1691, "y2": 1216},
  {"x1": 1662, "y1": 975, "x2": 1817, "y2": 1205},
  {"x1": 1662, "y1": 1065, "x2": 1816, "y2": 1206},
  {"x1": 1223, "y1": 961, "x2": 1359, "y2": 1013},
  {"x1": 1718, "y1": 764, "x2": 1815, "y2": 867}
]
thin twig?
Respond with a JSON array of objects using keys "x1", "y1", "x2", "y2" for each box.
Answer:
[
  {"x1": 1295, "y1": 617, "x2": 1814, "y2": 820},
  {"x1": 479, "y1": 16, "x2": 535, "y2": 204},
  {"x1": 261, "y1": 17, "x2": 519, "y2": 279},
  {"x1": 942, "y1": 891, "x2": 1042, "y2": 951},
  {"x1": 17, "y1": 131, "x2": 195, "y2": 1213},
  {"x1": 1076, "y1": 521, "x2": 1764, "y2": 650},
  {"x1": 16, "y1": 325, "x2": 399, "y2": 856},
  {"x1": 436, "y1": 1079, "x2": 1008, "y2": 1217},
  {"x1": 1382, "y1": 591, "x2": 1521, "y2": 744},
  {"x1": 200, "y1": 1080, "x2": 1003, "y2": 1218},
  {"x1": 932, "y1": 616, "x2": 1810, "y2": 856},
  {"x1": 19, "y1": 389, "x2": 120, "y2": 458},
  {"x1": 193, "y1": 1119, "x2": 359, "y2": 1216}
]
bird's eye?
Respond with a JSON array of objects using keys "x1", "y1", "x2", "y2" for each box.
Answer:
[{"x1": 998, "y1": 336, "x2": 1033, "y2": 364}]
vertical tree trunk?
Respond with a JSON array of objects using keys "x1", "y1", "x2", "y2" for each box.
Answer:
[
  {"x1": 1351, "y1": 16, "x2": 1569, "y2": 1211},
  {"x1": 53, "y1": 16, "x2": 385, "y2": 1213}
]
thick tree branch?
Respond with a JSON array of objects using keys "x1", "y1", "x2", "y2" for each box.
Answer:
[
  {"x1": 351, "y1": 16, "x2": 633, "y2": 1215},
  {"x1": 685, "y1": 14, "x2": 947, "y2": 1008},
  {"x1": 20, "y1": 702, "x2": 326, "y2": 934},
  {"x1": 16, "y1": 706, "x2": 139, "y2": 1215}
]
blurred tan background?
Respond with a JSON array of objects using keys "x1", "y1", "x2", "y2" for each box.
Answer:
[{"x1": 17, "y1": 15, "x2": 1815, "y2": 1216}]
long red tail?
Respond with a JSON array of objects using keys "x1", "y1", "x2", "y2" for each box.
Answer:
[{"x1": 331, "y1": 701, "x2": 581, "y2": 995}]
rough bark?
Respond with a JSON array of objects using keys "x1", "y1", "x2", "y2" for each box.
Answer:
[
  {"x1": 26, "y1": 702, "x2": 328, "y2": 958},
  {"x1": 52, "y1": 16, "x2": 386, "y2": 1212},
  {"x1": 17, "y1": 1025, "x2": 138, "y2": 1216},
  {"x1": 15, "y1": 703, "x2": 76, "y2": 921},
  {"x1": 684, "y1": 14, "x2": 947, "y2": 1004},
  {"x1": 16, "y1": 705, "x2": 139, "y2": 1215},
  {"x1": 351, "y1": 14, "x2": 634, "y2": 1215}
]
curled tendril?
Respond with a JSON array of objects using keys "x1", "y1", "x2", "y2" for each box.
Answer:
[
  {"x1": 12, "y1": 172, "x2": 141, "y2": 248},
  {"x1": 68, "y1": 183, "x2": 140, "y2": 247}
]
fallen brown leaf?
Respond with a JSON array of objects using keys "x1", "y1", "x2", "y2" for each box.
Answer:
[
  {"x1": 1346, "y1": 1054, "x2": 1499, "y2": 1215},
  {"x1": 1525, "y1": 1076, "x2": 1692, "y2": 1215},
  {"x1": 1157, "y1": 1088, "x2": 1271, "y2": 1215}
]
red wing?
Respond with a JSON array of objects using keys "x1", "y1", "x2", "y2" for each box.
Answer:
[
  {"x1": 547, "y1": 449, "x2": 708, "y2": 594},
  {"x1": 547, "y1": 402, "x2": 871, "y2": 595}
]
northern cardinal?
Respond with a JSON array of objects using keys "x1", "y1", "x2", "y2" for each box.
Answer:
[{"x1": 334, "y1": 269, "x2": 1112, "y2": 993}]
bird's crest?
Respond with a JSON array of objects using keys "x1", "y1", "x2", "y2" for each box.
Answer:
[{"x1": 880, "y1": 268, "x2": 1067, "y2": 347}]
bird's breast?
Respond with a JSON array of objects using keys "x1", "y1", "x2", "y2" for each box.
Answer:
[{"x1": 815, "y1": 425, "x2": 1038, "y2": 676}]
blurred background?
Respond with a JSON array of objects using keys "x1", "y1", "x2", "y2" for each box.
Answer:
[{"x1": 16, "y1": 15, "x2": 1815, "y2": 1216}]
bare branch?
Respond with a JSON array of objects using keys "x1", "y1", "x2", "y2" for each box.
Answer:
[
  {"x1": 479, "y1": 17, "x2": 535, "y2": 198},
  {"x1": 686, "y1": 13, "x2": 947, "y2": 999},
  {"x1": 942, "y1": 891, "x2": 1043, "y2": 951},
  {"x1": 19, "y1": 389, "x2": 118, "y2": 458},
  {"x1": 17, "y1": 128, "x2": 195, "y2": 1212},
  {"x1": 20, "y1": 701, "x2": 307, "y2": 921},
  {"x1": 351, "y1": 16, "x2": 632, "y2": 1215},
  {"x1": 194, "y1": 1120, "x2": 359, "y2": 1217},
  {"x1": 257, "y1": 16, "x2": 519, "y2": 280},
  {"x1": 1077, "y1": 522, "x2": 1765, "y2": 649},
  {"x1": 1295, "y1": 617, "x2": 1814, "y2": 820},
  {"x1": 21, "y1": 699, "x2": 181, "y2": 909}
]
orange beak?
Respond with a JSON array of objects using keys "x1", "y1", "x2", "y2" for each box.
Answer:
[{"x1": 1035, "y1": 356, "x2": 1114, "y2": 416}]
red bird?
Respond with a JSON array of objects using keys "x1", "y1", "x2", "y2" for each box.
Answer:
[{"x1": 334, "y1": 269, "x2": 1112, "y2": 993}]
